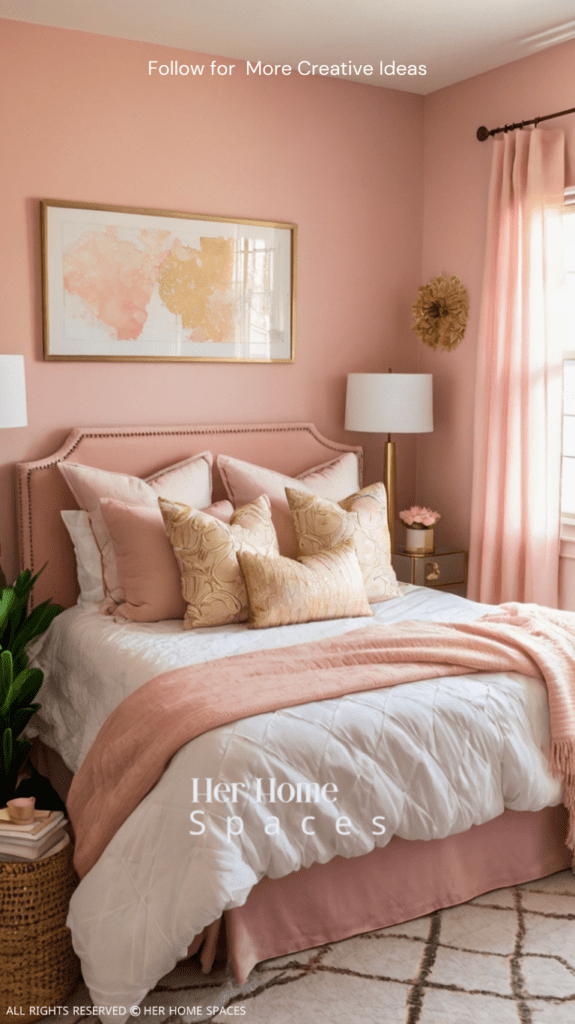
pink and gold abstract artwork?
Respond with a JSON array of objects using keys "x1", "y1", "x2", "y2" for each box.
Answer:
[{"x1": 42, "y1": 200, "x2": 296, "y2": 362}]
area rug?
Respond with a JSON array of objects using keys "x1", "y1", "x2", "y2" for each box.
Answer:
[{"x1": 64, "y1": 869, "x2": 575, "y2": 1023}]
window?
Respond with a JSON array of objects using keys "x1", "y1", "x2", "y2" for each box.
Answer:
[
  {"x1": 563, "y1": 360, "x2": 575, "y2": 516},
  {"x1": 563, "y1": 190, "x2": 575, "y2": 519}
]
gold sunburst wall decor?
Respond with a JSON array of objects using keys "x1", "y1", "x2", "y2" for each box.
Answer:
[{"x1": 411, "y1": 274, "x2": 469, "y2": 352}]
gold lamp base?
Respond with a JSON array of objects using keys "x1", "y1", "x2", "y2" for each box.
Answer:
[{"x1": 383, "y1": 437, "x2": 396, "y2": 551}]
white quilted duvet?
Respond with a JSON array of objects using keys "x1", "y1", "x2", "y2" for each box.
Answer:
[{"x1": 30, "y1": 586, "x2": 562, "y2": 1018}]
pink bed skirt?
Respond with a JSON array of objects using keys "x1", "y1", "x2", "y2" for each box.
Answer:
[
  {"x1": 31, "y1": 742, "x2": 570, "y2": 986},
  {"x1": 218, "y1": 805, "x2": 570, "y2": 983}
]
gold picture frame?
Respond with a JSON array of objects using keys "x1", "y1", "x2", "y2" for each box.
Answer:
[{"x1": 41, "y1": 200, "x2": 297, "y2": 363}]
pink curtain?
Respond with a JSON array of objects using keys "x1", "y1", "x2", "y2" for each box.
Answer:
[{"x1": 468, "y1": 129, "x2": 566, "y2": 607}]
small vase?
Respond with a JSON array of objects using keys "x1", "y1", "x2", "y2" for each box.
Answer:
[{"x1": 405, "y1": 527, "x2": 434, "y2": 554}]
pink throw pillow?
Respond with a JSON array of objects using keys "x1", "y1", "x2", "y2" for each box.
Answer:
[
  {"x1": 99, "y1": 498, "x2": 233, "y2": 622},
  {"x1": 217, "y1": 452, "x2": 361, "y2": 556},
  {"x1": 59, "y1": 453, "x2": 213, "y2": 600}
]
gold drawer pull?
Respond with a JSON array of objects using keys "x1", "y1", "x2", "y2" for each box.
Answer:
[{"x1": 425, "y1": 562, "x2": 441, "y2": 582}]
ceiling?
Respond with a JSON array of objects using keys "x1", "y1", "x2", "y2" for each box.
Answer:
[{"x1": 2, "y1": 0, "x2": 575, "y2": 94}]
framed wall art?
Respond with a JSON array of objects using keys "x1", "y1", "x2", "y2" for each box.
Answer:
[{"x1": 41, "y1": 200, "x2": 297, "y2": 362}]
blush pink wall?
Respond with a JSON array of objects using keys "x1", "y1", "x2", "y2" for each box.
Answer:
[
  {"x1": 0, "y1": 19, "x2": 424, "y2": 584},
  {"x1": 418, "y1": 38, "x2": 575, "y2": 606}
]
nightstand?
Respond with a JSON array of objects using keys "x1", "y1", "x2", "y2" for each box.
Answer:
[
  {"x1": 0, "y1": 840, "x2": 80, "y2": 1019},
  {"x1": 392, "y1": 546, "x2": 468, "y2": 597}
]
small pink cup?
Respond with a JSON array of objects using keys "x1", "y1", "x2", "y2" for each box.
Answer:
[{"x1": 7, "y1": 796, "x2": 36, "y2": 824}]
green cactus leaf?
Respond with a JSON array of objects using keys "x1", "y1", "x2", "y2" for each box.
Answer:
[
  {"x1": 2, "y1": 667, "x2": 43, "y2": 715},
  {"x1": 0, "y1": 563, "x2": 61, "y2": 790},
  {"x1": 11, "y1": 600, "x2": 63, "y2": 658},
  {"x1": 0, "y1": 588, "x2": 16, "y2": 637},
  {"x1": 0, "y1": 650, "x2": 12, "y2": 705}
]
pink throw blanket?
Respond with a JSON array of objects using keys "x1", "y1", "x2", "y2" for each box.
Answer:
[{"x1": 67, "y1": 603, "x2": 575, "y2": 878}]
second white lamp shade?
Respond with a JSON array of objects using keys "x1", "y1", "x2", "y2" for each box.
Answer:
[
  {"x1": 345, "y1": 373, "x2": 433, "y2": 434},
  {"x1": 0, "y1": 355, "x2": 28, "y2": 428}
]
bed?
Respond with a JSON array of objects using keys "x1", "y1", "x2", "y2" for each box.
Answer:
[{"x1": 16, "y1": 422, "x2": 571, "y2": 1021}]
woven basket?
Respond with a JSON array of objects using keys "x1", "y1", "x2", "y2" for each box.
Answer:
[{"x1": 0, "y1": 841, "x2": 80, "y2": 1024}]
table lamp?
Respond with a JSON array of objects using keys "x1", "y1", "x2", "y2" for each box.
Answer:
[
  {"x1": 345, "y1": 370, "x2": 433, "y2": 550},
  {"x1": 0, "y1": 355, "x2": 28, "y2": 588}
]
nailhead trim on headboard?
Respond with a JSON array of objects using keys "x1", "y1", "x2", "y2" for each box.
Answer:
[{"x1": 17, "y1": 423, "x2": 363, "y2": 609}]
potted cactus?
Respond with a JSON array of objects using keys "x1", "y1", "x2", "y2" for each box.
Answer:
[{"x1": 0, "y1": 568, "x2": 62, "y2": 807}]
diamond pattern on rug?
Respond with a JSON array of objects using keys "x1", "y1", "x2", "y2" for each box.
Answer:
[{"x1": 63, "y1": 869, "x2": 575, "y2": 1023}]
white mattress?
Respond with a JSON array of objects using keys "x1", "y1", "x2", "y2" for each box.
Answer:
[{"x1": 30, "y1": 586, "x2": 563, "y2": 1018}]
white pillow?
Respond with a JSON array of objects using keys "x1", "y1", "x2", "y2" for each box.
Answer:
[
  {"x1": 217, "y1": 451, "x2": 361, "y2": 556},
  {"x1": 61, "y1": 510, "x2": 105, "y2": 607}
]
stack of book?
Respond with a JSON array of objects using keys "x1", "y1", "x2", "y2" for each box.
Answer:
[{"x1": 0, "y1": 807, "x2": 69, "y2": 862}]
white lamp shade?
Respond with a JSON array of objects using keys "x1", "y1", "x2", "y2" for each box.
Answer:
[
  {"x1": 345, "y1": 372, "x2": 433, "y2": 433},
  {"x1": 0, "y1": 355, "x2": 28, "y2": 428}
]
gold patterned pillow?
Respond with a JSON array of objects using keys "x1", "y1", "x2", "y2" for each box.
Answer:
[
  {"x1": 237, "y1": 539, "x2": 372, "y2": 629},
  {"x1": 159, "y1": 494, "x2": 279, "y2": 629},
  {"x1": 286, "y1": 483, "x2": 402, "y2": 603}
]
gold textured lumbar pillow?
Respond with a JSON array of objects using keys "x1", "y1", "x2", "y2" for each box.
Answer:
[
  {"x1": 286, "y1": 483, "x2": 402, "y2": 603},
  {"x1": 237, "y1": 539, "x2": 373, "y2": 629},
  {"x1": 159, "y1": 493, "x2": 280, "y2": 629}
]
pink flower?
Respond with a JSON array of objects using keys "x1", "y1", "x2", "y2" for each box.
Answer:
[{"x1": 399, "y1": 506, "x2": 441, "y2": 529}]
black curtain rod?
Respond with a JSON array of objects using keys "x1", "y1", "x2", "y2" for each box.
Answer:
[{"x1": 477, "y1": 104, "x2": 575, "y2": 141}]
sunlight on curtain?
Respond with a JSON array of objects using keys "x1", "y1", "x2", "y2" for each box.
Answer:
[
  {"x1": 561, "y1": 203, "x2": 575, "y2": 516},
  {"x1": 562, "y1": 360, "x2": 575, "y2": 514},
  {"x1": 468, "y1": 129, "x2": 566, "y2": 606}
]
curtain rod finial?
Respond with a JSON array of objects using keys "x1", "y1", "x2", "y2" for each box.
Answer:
[{"x1": 476, "y1": 125, "x2": 490, "y2": 141}]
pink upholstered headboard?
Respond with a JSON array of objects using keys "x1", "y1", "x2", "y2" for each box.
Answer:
[{"x1": 16, "y1": 423, "x2": 363, "y2": 610}]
